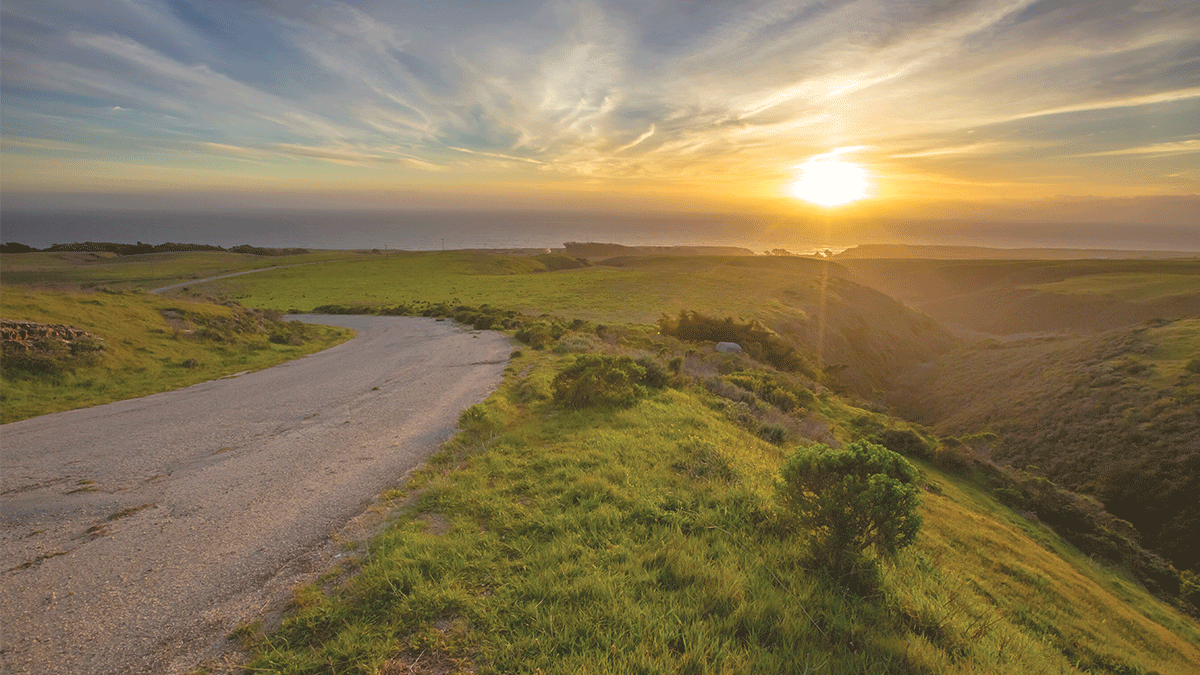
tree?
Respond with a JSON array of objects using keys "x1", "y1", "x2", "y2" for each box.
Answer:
[{"x1": 777, "y1": 441, "x2": 922, "y2": 570}]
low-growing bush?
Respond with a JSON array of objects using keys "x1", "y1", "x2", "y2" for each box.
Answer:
[
  {"x1": 552, "y1": 354, "x2": 649, "y2": 409},
  {"x1": 725, "y1": 371, "x2": 815, "y2": 412},
  {"x1": 658, "y1": 309, "x2": 818, "y2": 377},
  {"x1": 873, "y1": 428, "x2": 934, "y2": 461},
  {"x1": 758, "y1": 423, "x2": 787, "y2": 444}
]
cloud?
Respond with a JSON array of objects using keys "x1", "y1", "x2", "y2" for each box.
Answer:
[
  {"x1": 1, "y1": 0, "x2": 1196, "y2": 209},
  {"x1": 1073, "y1": 139, "x2": 1200, "y2": 157}
]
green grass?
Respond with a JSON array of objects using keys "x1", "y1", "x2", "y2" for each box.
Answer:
[
  {"x1": 1028, "y1": 273, "x2": 1200, "y2": 302},
  {"x1": 242, "y1": 348, "x2": 1200, "y2": 674},
  {"x1": 899, "y1": 318, "x2": 1200, "y2": 572},
  {"x1": 0, "y1": 288, "x2": 352, "y2": 422},
  {"x1": 0, "y1": 249, "x2": 366, "y2": 291}
]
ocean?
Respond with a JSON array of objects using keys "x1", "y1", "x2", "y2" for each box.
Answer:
[{"x1": 2, "y1": 209, "x2": 1197, "y2": 254}]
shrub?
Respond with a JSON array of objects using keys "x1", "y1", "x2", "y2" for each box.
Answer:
[
  {"x1": 635, "y1": 357, "x2": 669, "y2": 389},
  {"x1": 552, "y1": 355, "x2": 648, "y2": 409},
  {"x1": 515, "y1": 322, "x2": 563, "y2": 349},
  {"x1": 657, "y1": 310, "x2": 817, "y2": 377},
  {"x1": 758, "y1": 423, "x2": 787, "y2": 444},
  {"x1": 873, "y1": 428, "x2": 934, "y2": 461},
  {"x1": 777, "y1": 441, "x2": 922, "y2": 570}
]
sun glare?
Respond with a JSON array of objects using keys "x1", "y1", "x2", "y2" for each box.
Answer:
[{"x1": 790, "y1": 158, "x2": 869, "y2": 206}]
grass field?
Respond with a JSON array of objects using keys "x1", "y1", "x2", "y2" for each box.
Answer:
[
  {"x1": 0, "y1": 249, "x2": 365, "y2": 291},
  {"x1": 233, "y1": 346, "x2": 1200, "y2": 674},
  {"x1": 0, "y1": 288, "x2": 351, "y2": 422}
]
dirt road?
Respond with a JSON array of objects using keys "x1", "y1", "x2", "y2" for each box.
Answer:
[{"x1": 0, "y1": 316, "x2": 510, "y2": 674}]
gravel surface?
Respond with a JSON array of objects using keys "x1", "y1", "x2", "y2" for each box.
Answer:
[{"x1": 0, "y1": 316, "x2": 510, "y2": 674}]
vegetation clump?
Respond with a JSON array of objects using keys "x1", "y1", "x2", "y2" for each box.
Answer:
[
  {"x1": 777, "y1": 441, "x2": 922, "y2": 571},
  {"x1": 552, "y1": 354, "x2": 664, "y2": 409},
  {"x1": 658, "y1": 309, "x2": 817, "y2": 377},
  {"x1": 725, "y1": 370, "x2": 816, "y2": 412}
]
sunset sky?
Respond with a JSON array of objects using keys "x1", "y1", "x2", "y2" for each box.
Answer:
[{"x1": 1, "y1": 0, "x2": 1197, "y2": 225}]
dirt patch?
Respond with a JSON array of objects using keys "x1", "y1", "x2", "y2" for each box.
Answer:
[{"x1": 417, "y1": 512, "x2": 451, "y2": 536}]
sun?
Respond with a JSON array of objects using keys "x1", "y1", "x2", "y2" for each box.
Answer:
[{"x1": 790, "y1": 158, "x2": 869, "y2": 206}]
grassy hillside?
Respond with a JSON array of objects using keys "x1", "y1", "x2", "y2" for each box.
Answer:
[
  {"x1": 229, "y1": 334, "x2": 1200, "y2": 675},
  {"x1": 190, "y1": 251, "x2": 957, "y2": 398},
  {"x1": 894, "y1": 318, "x2": 1200, "y2": 572},
  {"x1": 0, "y1": 289, "x2": 351, "y2": 422},
  {"x1": 841, "y1": 258, "x2": 1200, "y2": 335}
]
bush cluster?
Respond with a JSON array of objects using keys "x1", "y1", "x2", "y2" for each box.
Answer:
[
  {"x1": 657, "y1": 310, "x2": 818, "y2": 378},
  {"x1": 725, "y1": 371, "x2": 816, "y2": 412},
  {"x1": 552, "y1": 354, "x2": 666, "y2": 409}
]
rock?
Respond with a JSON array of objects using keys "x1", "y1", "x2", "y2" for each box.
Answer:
[
  {"x1": 715, "y1": 342, "x2": 742, "y2": 354},
  {"x1": 1, "y1": 319, "x2": 103, "y2": 354}
]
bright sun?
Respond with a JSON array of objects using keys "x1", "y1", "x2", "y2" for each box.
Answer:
[{"x1": 790, "y1": 158, "x2": 869, "y2": 206}]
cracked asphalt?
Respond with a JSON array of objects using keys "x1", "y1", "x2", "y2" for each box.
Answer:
[{"x1": 0, "y1": 316, "x2": 510, "y2": 674}]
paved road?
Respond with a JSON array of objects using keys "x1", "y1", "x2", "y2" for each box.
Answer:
[{"x1": 0, "y1": 316, "x2": 510, "y2": 674}]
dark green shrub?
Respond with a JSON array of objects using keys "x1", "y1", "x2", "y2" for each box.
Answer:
[
  {"x1": 552, "y1": 355, "x2": 648, "y2": 409},
  {"x1": 657, "y1": 310, "x2": 817, "y2": 377},
  {"x1": 758, "y1": 423, "x2": 787, "y2": 444},
  {"x1": 635, "y1": 357, "x2": 669, "y2": 388},
  {"x1": 1186, "y1": 358, "x2": 1200, "y2": 375},
  {"x1": 933, "y1": 444, "x2": 973, "y2": 474},
  {"x1": 873, "y1": 428, "x2": 934, "y2": 461},
  {"x1": 515, "y1": 322, "x2": 563, "y2": 349},
  {"x1": 777, "y1": 441, "x2": 922, "y2": 570}
]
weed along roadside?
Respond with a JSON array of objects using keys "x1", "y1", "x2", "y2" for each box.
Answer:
[
  {"x1": 235, "y1": 313, "x2": 1200, "y2": 675},
  {"x1": 0, "y1": 315, "x2": 512, "y2": 675}
]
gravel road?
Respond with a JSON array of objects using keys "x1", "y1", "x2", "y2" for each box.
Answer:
[{"x1": 0, "y1": 316, "x2": 510, "y2": 674}]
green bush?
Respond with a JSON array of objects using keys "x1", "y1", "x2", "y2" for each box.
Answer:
[
  {"x1": 657, "y1": 310, "x2": 817, "y2": 377},
  {"x1": 777, "y1": 441, "x2": 922, "y2": 570},
  {"x1": 873, "y1": 428, "x2": 933, "y2": 461},
  {"x1": 552, "y1": 355, "x2": 648, "y2": 409},
  {"x1": 725, "y1": 371, "x2": 815, "y2": 412}
]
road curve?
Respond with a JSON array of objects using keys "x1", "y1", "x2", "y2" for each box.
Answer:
[{"x1": 0, "y1": 316, "x2": 510, "y2": 674}]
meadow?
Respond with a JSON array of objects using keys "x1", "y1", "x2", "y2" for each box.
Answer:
[{"x1": 0, "y1": 249, "x2": 366, "y2": 292}]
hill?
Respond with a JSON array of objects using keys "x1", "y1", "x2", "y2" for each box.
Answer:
[
  {"x1": 228, "y1": 324, "x2": 1199, "y2": 674},
  {"x1": 894, "y1": 318, "x2": 1200, "y2": 572},
  {"x1": 841, "y1": 258, "x2": 1200, "y2": 335},
  {"x1": 835, "y1": 244, "x2": 1195, "y2": 260}
]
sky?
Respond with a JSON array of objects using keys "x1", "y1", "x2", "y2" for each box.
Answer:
[{"x1": 1, "y1": 0, "x2": 1198, "y2": 228}]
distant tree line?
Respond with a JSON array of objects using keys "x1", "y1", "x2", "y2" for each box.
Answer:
[{"x1": 0, "y1": 241, "x2": 308, "y2": 256}]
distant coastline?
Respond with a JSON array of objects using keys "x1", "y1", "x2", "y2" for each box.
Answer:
[{"x1": 3, "y1": 208, "x2": 1197, "y2": 255}]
